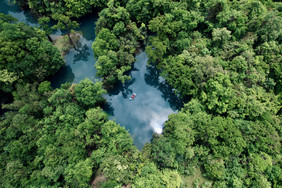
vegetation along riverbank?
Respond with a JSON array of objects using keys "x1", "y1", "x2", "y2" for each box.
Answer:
[{"x1": 0, "y1": 0, "x2": 281, "y2": 187}]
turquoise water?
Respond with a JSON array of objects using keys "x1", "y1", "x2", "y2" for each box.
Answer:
[
  {"x1": 49, "y1": 13, "x2": 99, "y2": 88},
  {"x1": 0, "y1": 1, "x2": 38, "y2": 27},
  {"x1": 0, "y1": 1, "x2": 183, "y2": 149}
]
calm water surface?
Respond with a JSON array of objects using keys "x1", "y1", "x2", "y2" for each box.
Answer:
[
  {"x1": 0, "y1": 1, "x2": 38, "y2": 27},
  {"x1": 0, "y1": 1, "x2": 183, "y2": 149},
  {"x1": 104, "y1": 51, "x2": 183, "y2": 149},
  {"x1": 50, "y1": 13, "x2": 99, "y2": 88}
]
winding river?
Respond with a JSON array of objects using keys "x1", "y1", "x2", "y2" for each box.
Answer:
[{"x1": 0, "y1": 1, "x2": 183, "y2": 149}]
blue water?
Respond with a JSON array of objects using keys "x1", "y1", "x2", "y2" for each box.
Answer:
[
  {"x1": 0, "y1": 1, "x2": 38, "y2": 27},
  {"x1": 0, "y1": 1, "x2": 183, "y2": 149},
  {"x1": 49, "y1": 31, "x2": 98, "y2": 88},
  {"x1": 104, "y1": 51, "x2": 183, "y2": 149},
  {"x1": 49, "y1": 13, "x2": 99, "y2": 88}
]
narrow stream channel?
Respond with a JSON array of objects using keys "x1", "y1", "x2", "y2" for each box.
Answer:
[{"x1": 0, "y1": 1, "x2": 183, "y2": 149}]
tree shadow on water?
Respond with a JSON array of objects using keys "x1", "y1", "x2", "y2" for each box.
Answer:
[
  {"x1": 144, "y1": 65, "x2": 161, "y2": 88},
  {"x1": 50, "y1": 65, "x2": 75, "y2": 88},
  {"x1": 107, "y1": 64, "x2": 139, "y2": 97},
  {"x1": 144, "y1": 65, "x2": 184, "y2": 111},
  {"x1": 102, "y1": 73, "x2": 137, "y2": 116},
  {"x1": 102, "y1": 101, "x2": 115, "y2": 116},
  {"x1": 102, "y1": 66, "x2": 139, "y2": 115},
  {"x1": 73, "y1": 43, "x2": 90, "y2": 63},
  {"x1": 107, "y1": 77, "x2": 136, "y2": 98},
  {"x1": 76, "y1": 13, "x2": 98, "y2": 41}
]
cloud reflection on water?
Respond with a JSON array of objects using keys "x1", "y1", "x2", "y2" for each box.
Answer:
[{"x1": 104, "y1": 51, "x2": 182, "y2": 149}]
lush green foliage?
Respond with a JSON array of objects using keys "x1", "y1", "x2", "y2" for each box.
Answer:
[
  {"x1": 27, "y1": 0, "x2": 129, "y2": 17},
  {"x1": 75, "y1": 78, "x2": 106, "y2": 107},
  {"x1": 0, "y1": 80, "x2": 184, "y2": 187},
  {"x1": 1, "y1": 0, "x2": 281, "y2": 187},
  {"x1": 149, "y1": 99, "x2": 281, "y2": 187},
  {"x1": 137, "y1": 0, "x2": 281, "y2": 186},
  {"x1": 0, "y1": 14, "x2": 64, "y2": 93},
  {"x1": 0, "y1": 81, "x2": 137, "y2": 187},
  {"x1": 92, "y1": 2, "x2": 145, "y2": 86}
]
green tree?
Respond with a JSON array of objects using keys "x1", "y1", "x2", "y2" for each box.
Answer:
[
  {"x1": 0, "y1": 13, "x2": 18, "y2": 27},
  {"x1": 100, "y1": 154, "x2": 133, "y2": 184},
  {"x1": 92, "y1": 28, "x2": 118, "y2": 58},
  {"x1": 201, "y1": 73, "x2": 235, "y2": 114},
  {"x1": 0, "y1": 21, "x2": 64, "y2": 88},
  {"x1": 145, "y1": 36, "x2": 167, "y2": 63},
  {"x1": 95, "y1": 5, "x2": 130, "y2": 33},
  {"x1": 0, "y1": 69, "x2": 18, "y2": 92},
  {"x1": 151, "y1": 135, "x2": 176, "y2": 168},
  {"x1": 163, "y1": 112, "x2": 195, "y2": 156},
  {"x1": 38, "y1": 81, "x2": 52, "y2": 94},
  {"x1": 75, "y1": 79, "x2": 106, "y2": 108},
  {"x1": 38, "y1": 16, "x2": 53, "y2": 42},
  {"x1": 133, "y1": 163, "x2": 182, "y2": 188},
  {"x1": 51, "y1": 12, "x2": 79, "y2": 48},
  {"x1": 64, "y1": 158, "x2": 93, "y2": 187},
  {"x1": 212, "y1": 27, "x2": 231, "y2": 47}
]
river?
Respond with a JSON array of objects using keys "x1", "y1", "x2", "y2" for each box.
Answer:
[{"x1": 0, "y1": 1, "x2": 183, "y2": 149}]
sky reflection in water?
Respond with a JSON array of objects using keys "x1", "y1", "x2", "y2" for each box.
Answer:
[
  {"x1": 0, "y1": 1, "x2": 183, "y2": 149},
  {"x1": 104, "y1": 52, "x2": 183, "y2": 149},
  {"x1": 50, "y1": 15, "x2": 98, "y2": 88}
]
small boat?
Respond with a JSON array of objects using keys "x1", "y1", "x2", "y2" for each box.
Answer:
[{"x1": 130, "y1": 93, "x2": 136, "y2": 100}]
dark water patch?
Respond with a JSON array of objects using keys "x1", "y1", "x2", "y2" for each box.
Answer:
[
  {"x1": 49, "y1": 65, "x2": 75, "y2": 88},
  {"x1": 76, "y1": 13, "x2": 98, "y2": 41},
  {"x1": 106, "y1": 78, "x2": 136, "y2": 97},
  {"x1": 0, "y1": 92, "x2": 13, "y2": 116}
]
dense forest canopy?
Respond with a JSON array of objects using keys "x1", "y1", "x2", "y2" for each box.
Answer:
[
  {"x1": 0, "y1": 13, "x2": 64, "y2": 93},
  {"x1": 0, "y1": 0, "x2": 281, "y2": 187}
]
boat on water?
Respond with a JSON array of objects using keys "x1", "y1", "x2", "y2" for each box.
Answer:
[{"x1": 130, "y1": 93, "x2": 136, "y2": 100}]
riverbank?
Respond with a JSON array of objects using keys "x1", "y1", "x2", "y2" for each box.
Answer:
[{"x1": 52, "y1": 31, "x2": 82, "y2": 56}]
